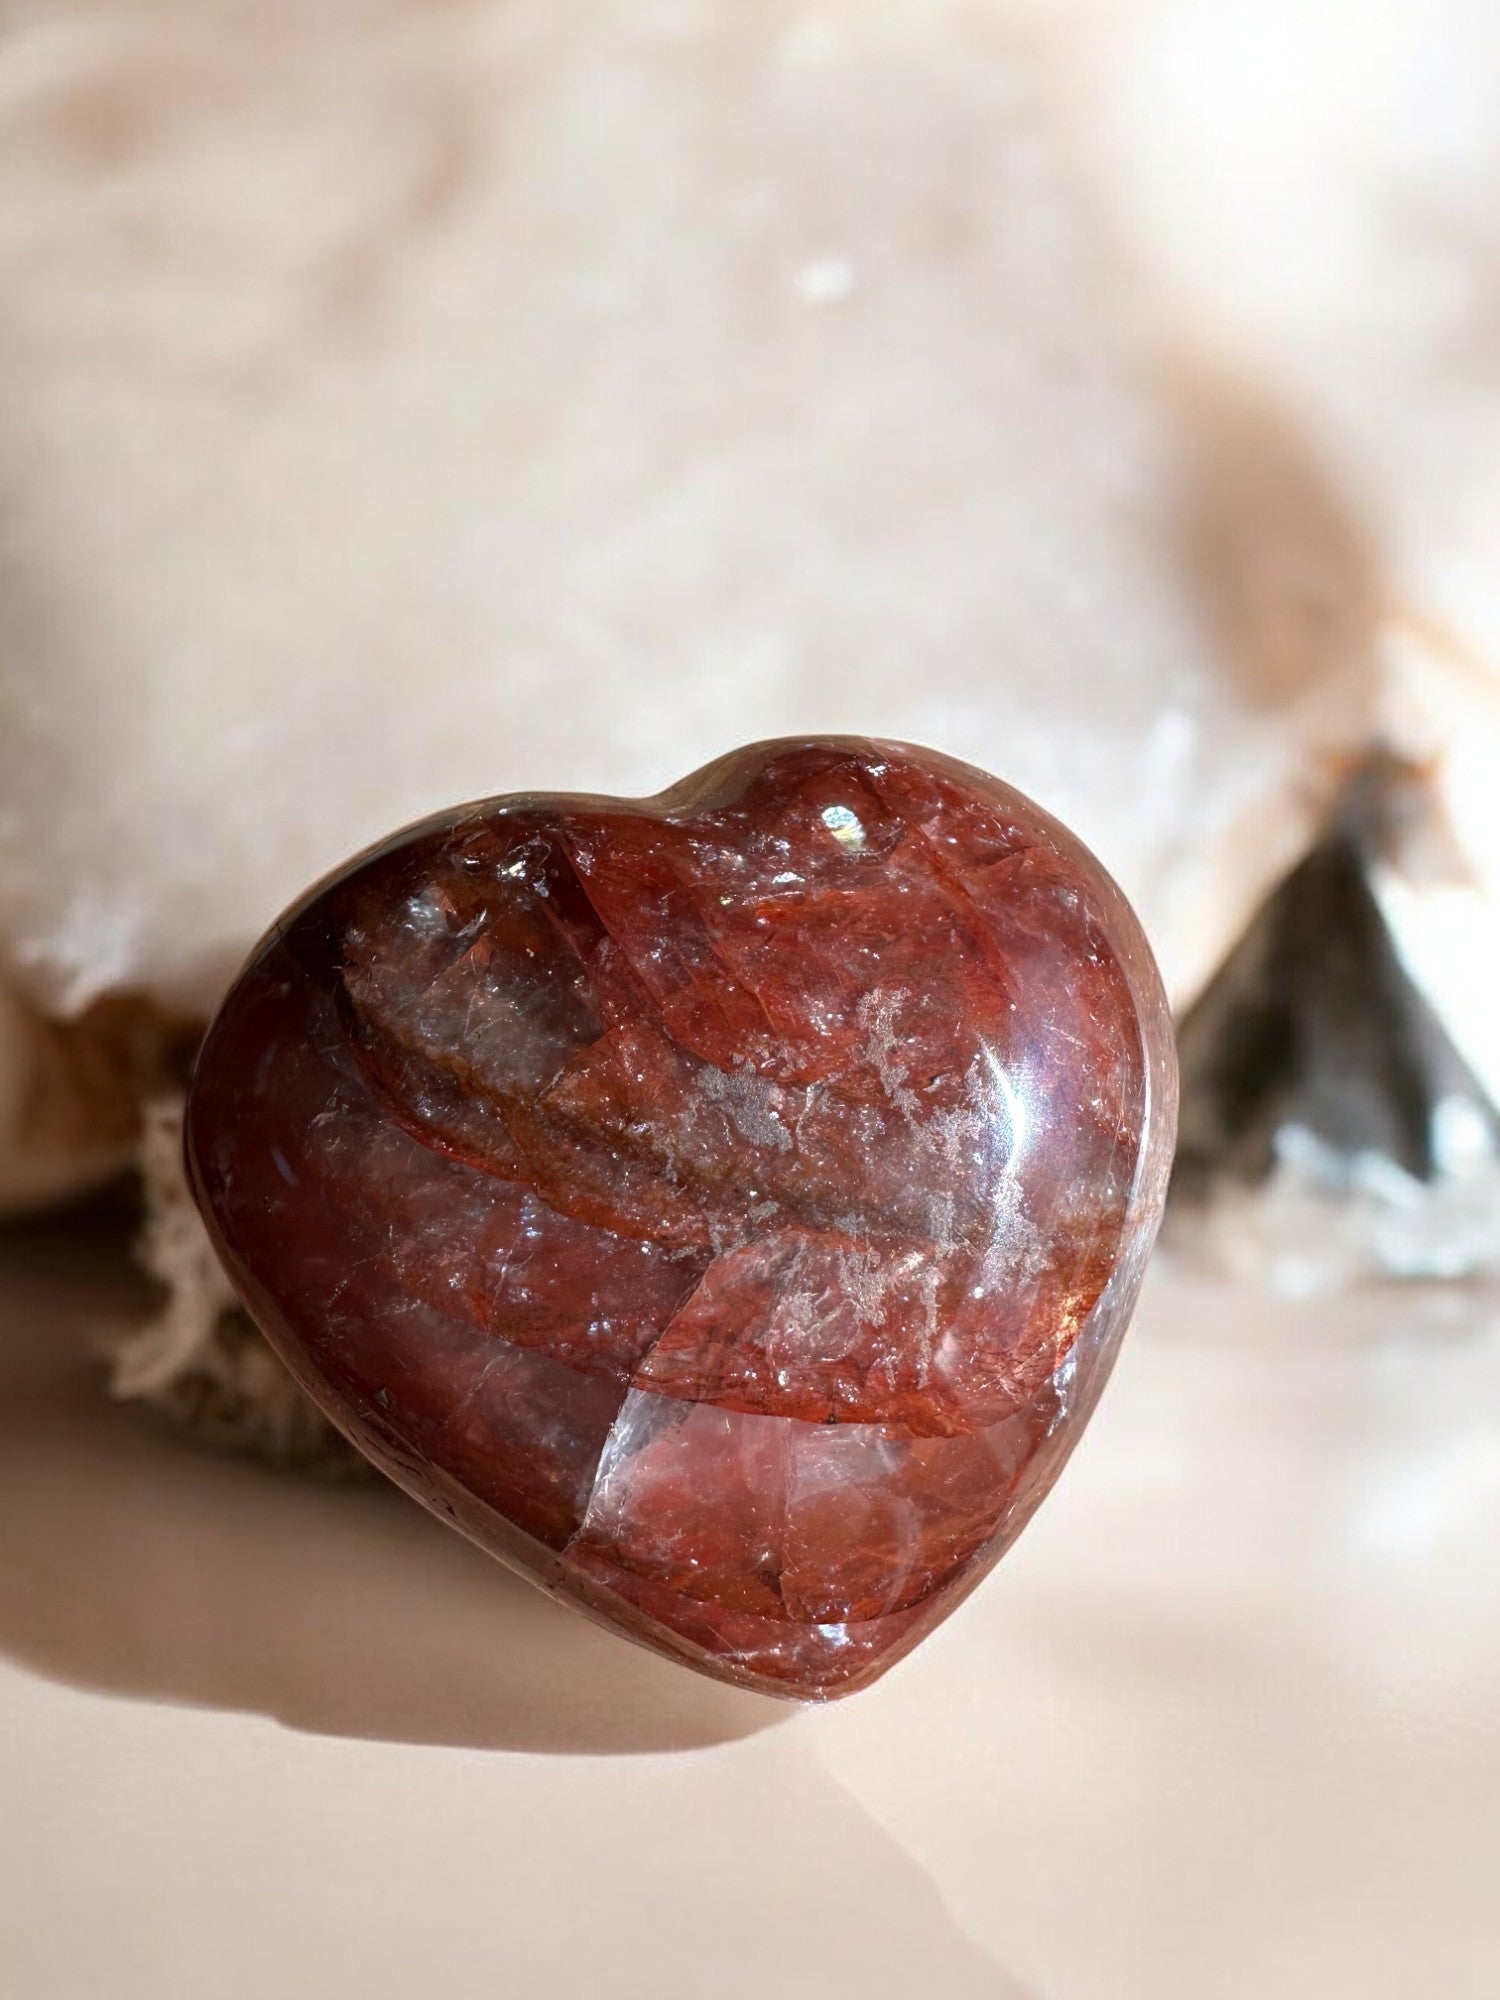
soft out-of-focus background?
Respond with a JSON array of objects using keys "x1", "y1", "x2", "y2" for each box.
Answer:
[{"x1": 1, "y1": 5, "x2": 1497, "y2": 1996}]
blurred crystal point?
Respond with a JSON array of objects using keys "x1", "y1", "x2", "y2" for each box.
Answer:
[{"x1": 1175, "y1": 756, "x2": 1500, "y2": 1287}]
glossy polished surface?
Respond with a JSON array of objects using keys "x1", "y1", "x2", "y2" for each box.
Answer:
[{"x1": 186, "y1": 740, "x2": 1176, "y2": 1696}]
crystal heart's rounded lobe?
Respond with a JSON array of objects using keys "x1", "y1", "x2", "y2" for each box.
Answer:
[{"x1": 186, "y1": 739, "x2": 1177, "y2": 1697}]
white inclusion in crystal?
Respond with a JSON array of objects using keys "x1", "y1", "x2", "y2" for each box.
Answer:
[
  {"x1": 820, "y1": 803, "x2": 866, "y2": 851},
  {"x1": 402, "y1": 887, "x2": 450, "y2": 937},
  {"x1": 700, "y1": 1063, "x2": 792, "y2": 1153},
  {"x1": 816, "y1": 1622, "x2": 854, "y2": 1648}
]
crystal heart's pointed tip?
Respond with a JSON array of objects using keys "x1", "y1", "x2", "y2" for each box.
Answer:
[{"x1": 187, "y1": 737, "x2": 1176, "y2": 1696}]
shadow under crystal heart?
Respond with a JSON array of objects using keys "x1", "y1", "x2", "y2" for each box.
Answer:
[{"x1": 0, "y1": 1212, "x2": 783, "y2": 1755}]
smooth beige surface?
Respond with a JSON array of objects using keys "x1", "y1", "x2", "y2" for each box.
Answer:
[{"x1": 2, "y1": 1215, "x2": 1497, "y2": 1999}]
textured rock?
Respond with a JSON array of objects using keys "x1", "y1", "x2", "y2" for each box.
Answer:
[
  {"x1": 0, "y1": 0, "x2": 1306, "y2": 1041},
  {"x1": 187, "y1": 740, "x2": 1176, "y2": 1696}
]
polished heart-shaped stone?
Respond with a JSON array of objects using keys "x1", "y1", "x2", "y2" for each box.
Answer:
[{"x1": 187, "y1": 739, "x2": 1176, "y2": 1698}]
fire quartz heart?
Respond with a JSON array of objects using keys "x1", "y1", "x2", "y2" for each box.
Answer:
[{"x1": 186, "y1": 739, "x2": 1176, "y2": 1698}]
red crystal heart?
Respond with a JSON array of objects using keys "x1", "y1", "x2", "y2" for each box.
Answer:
[{"x1": 187, "y1": 739, "x2": 1176, "y2": 1698}]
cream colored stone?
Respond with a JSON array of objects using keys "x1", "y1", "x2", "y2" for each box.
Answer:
[{"x1": 0, "y1": 1, "x2": 1334, "y2": 1165}]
